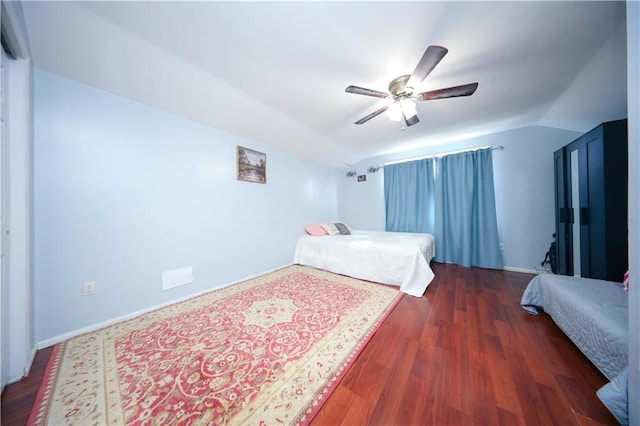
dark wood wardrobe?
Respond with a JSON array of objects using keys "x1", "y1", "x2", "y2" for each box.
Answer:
[{"x1": 553, "y1": 119, "x2": 628, "y2": 282}]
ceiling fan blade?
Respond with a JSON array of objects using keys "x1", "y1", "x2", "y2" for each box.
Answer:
[
  {"x1": 416, "y1": 82, "x2": 479, "y2": 101},
  {"x1": 345, "y1": 85, "x2": 389, "y2": 98},
  {"x1": 406, "y1": 45, "x2": 449, "y2": 90},
  {"x1": 354, "y1": 104, "x2": 391, "y2": 125},
  {"x1": 403, "y1": 112, "x2": 420, "y2": 127}
]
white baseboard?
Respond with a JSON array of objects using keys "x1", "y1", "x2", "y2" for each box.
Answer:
[
  {"x1": 35, "y1": 262, "x2": 551, "y2": 349},
  {"x1": 37, "y1": 264, "x2": 292, "y2": 350},
  {"x1": 503, "y1": 266, "x2": 552, "y2": 275}
]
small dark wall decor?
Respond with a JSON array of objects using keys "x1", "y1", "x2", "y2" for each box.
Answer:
[
  {"x1": 357, "y1": 175, "x2": 366, "y2": 182},
  {"x1": 237, "y1": 146, "x2": 267, "y2": 184}
]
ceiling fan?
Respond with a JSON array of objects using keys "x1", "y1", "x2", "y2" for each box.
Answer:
[{"x1": 345, "y1": 45, "x2": 478, "y2": 127}]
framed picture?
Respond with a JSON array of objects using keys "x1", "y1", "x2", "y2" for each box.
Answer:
[{"x1": 237, "y1": 146, "x2": 267, "y2": 184}]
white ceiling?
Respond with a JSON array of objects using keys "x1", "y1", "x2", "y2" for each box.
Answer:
[{"x1": 21, "y1": 1, "x2": 627, "y2": 168}]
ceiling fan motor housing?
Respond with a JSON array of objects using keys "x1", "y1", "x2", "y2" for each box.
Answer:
[{"x1": 389, "y1": 75, "x2": 413, "y2": 97}]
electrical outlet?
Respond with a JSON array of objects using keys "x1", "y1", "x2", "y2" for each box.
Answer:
[
  {"x1": 499, "y1": 243, "x2": 505, "y2": 251},
  {"x1": 83, "y1": 281, "x2": 96, "y2": 296}
]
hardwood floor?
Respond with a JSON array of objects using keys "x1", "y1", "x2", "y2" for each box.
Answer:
[
  {"x1": 1, "y1": 263, "x2": 616, "y2": 425},
  {"x1": 311, "y1": 263, "x2": 615, "y2": 425},
  {"x1": 1, "y1": 346, "x2": 53, "y2": 425}
]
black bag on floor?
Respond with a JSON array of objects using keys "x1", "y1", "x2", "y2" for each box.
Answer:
[{"x1": 541, "y1": 234, "x2": 557, "y2": 273}]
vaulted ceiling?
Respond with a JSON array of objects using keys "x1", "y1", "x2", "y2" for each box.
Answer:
[{"x1": 21, "y1": 1, "x2": 627, "y2": 167}]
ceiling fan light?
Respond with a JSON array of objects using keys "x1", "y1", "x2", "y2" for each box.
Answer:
[
  {"x1": 401, "y1": 97, "x2": 417, "y2": 118},
  {"x1": 386, "y1": 102, "x2": 402, "y2": 121}
]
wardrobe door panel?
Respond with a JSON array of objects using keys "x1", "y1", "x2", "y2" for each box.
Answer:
[
  {"x1": 566, "y1": 137, "x2": 588, "y2": 277},
  {"x1": 601, "y1": 120, "x2": 628, "y2": 282},
  {"x1": 586, "y1": 135, "x2": 606, "y2": 280},
  {"x1": 554, "y1": 148, "x2": 570, "y2": 275}
]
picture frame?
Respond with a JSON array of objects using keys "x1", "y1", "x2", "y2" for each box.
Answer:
[{"x1": 237, "y1": 146, "x2": 267, "y2": 184}]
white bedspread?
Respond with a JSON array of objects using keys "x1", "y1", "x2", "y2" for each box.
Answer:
[{"x1": 293, "y1": 230, "x2": 435, "y2": 297}]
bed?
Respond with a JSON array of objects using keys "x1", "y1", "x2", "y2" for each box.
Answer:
[
  {"x1": 520, "y1": 274, "x2": 628, "y2": 424},
  {"x1": 293, "y1": 229, "x2": 435, "y2": 297}
]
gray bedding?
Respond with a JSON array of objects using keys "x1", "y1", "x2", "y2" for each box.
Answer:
[{"x1": 521, "y1": 274, "x2": 629, "y2": 424}]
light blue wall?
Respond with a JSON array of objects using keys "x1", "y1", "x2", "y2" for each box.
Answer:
[
  {"x1": 338, "y1": 126, "x2": 584, "y2": 272},
  {"x1": 33, "y1": 69, "x2": 337, "y2": 343}
]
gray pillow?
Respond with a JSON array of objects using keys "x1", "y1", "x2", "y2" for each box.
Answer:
[{"x1": 334, "y1": 222, "x2": 350, "y2": 235}]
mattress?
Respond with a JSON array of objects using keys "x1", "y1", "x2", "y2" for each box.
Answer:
[{"x1": 293, "y1": 230, "x2": 435, "y2": 297}]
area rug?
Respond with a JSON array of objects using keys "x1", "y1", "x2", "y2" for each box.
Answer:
[{"x1": 28, "y1": 265, "x2": 402, "y2": 425}]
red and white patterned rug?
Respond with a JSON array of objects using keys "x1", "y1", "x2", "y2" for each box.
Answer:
[{"x1": 28, "y1": 265, "x2": 402, "y2": 425}]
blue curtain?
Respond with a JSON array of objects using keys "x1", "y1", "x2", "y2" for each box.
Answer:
[
  {"x1": 384, "y1": 158, "x2": 436, "y2": 234},
  {"x1": 434, "y1": 148, "x2": 503, "y2": 269}
]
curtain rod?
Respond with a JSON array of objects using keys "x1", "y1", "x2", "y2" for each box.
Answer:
[{"x1": 368, "y1": 145, "x2": 504, "y2": 172}]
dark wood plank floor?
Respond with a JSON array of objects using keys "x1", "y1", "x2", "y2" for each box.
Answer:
[
  {"x1": 1, "y1": 263, "x2": 616, "y2": 425},
  {"x1": 1, "y1": 345, "x2": 53, "y2": 425},
  {"x1": 311, "y1": 263, "x2": 615, "y2": 425}
]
